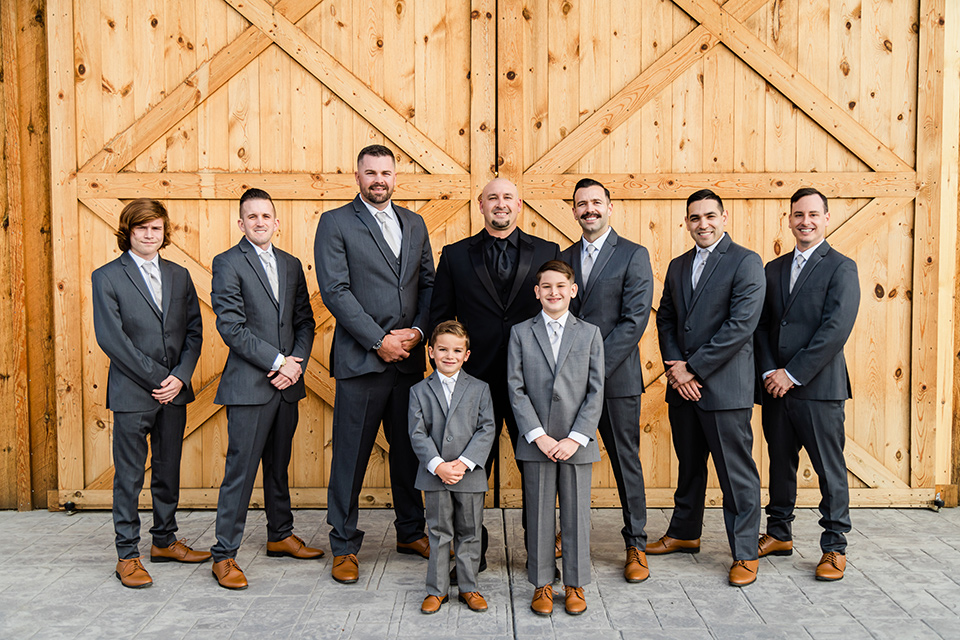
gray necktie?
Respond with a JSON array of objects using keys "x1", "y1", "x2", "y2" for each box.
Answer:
[
  {"x1": 789, "y1": 254, "x2": 806, "y2": 293},
  {"x1": 442, "y1": 377, "x2": 455, "y2": 408},
  {"x1": 692, "y1": 248, "x2": 708, "y2": 289},
  {"x1": 582, "y1": 243, "x2": 597, "y2": 283},
  {"x1": 143, "y1": 261, "x2": 162, "y2": 309},
  {"x1": 548, "y1": 320, "x2": 562, "y2": 361},
  {"x1": 260, "y1": 251, "x2": 279, "y2": 300},
  {"x1": 375, "y1": 210, "x2": 402, "y2": 258}
]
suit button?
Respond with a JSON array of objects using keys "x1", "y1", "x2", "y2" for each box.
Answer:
[
  {"x1": 781, "y1": 320, "x2": 787, "y2": 326},
  {"x1": 280, "y1": 322, "x2": 285, "y2": 327},
  {"x1": 399, "y1": 286, "x2": 404, "y2": 291},
  {"x1": 553, "y1": 394, "x2": 560, "y2": 401},
  {"x1": 401, "y1": 313, "x2": 406, "y2": 318},
  {"x1": 162, "y1": 356, "x2": 168, "y2": 362},
  {"x1": 503, "y1": 316, "x2": 509, "y2": 321},
  {"x1": 446, "y1": 436, "x2": 453, "y2": 442},
  {"x1": 684, "y1": 326, "x2": 690, "y2": 332}
]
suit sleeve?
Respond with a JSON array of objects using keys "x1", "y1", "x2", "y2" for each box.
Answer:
[
  {"x1": 211, "y1": 254, "x2": 281, "y2": 371},
  {"x1": 408, "y1": 388, "x2": 442, "y2": 468},
  {"x1": 754, "y1": 266, "x2": 778, "y2": 377},
  {"x1": 412, "y1": 216, "x2": 435, "y2": 332},
  {"x1": 656, "y1": 263, "x2": 683, "y2": 363},
  {"x1": 290, "y1": 258, "x2": 317, "y2": 368},
  {"x1": 315, "y1": 212, "x2": 386, "y2": 350},
  {"x1": 569, "y1": 326, "x2": 606, "y2": 442},
  {"x1": 507, "y1": 326, "x2": 545, "y2": 437},
  {"x1": 168, "y1": 271, "x2": 203, "y2": 385},
  {"x1": 428, "y1": 247, "x2": 456, "y2": 334},
  {"x1": 786, "y1": 260, "x2": 860, "y2": 384},
  {"x1": 91, "y1": 269, "x2": 168, "y2": 390},
  {"x1": 460, "y1": 382, "x2": 497, "y2": 470},
  {"x1": 686, "y1": 252, "x2": 765, "y2": 381},
  {"x1": 603, "y1": 246, "x2": 653, "y2": 375}
]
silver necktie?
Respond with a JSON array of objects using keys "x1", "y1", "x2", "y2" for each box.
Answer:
[
  {"x1": 144, "y1": 261, "x2": 162, "y2": 309},
  {"x1": 692, "y1": 249, "x2": 708, "y2": 289},
  {"x1": 548, "y1": 320, "x2": 562, "y2": 361},
  {"x1": 260, "y1": 251, "x2": 280, "y2": 300},
  {"x1": 375, "y1": 210, "x2": 401, "y2": 258},
  {"x1": 582, "y1": 243, "x2": 597, "y2": 283},
  {"x1": 789, "y1": 254, "x2": 806, "y2": 293},
  {"x1": 442, "y1": 377, "x2": 455, "y2": 408}
]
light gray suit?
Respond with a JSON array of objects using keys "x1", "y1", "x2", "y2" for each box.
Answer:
[
  {"x1": 92, "y1": 252, "x2": 202, "y2": 559},
  {"x1": 562, "y1": 229, "x2": 653, "y2": 550},
  {"x1": 409, "y1": 371, "x2": 496, "y2": 595},
  {"x1": 508, "y1": 313, "x2": 604, "y2": 587},
  {"x1": 315, "y1": 195, "x2": 435, "y2": 555},
  {"x1": 756, "y1": 241, "x2": 859, "y2": 553},
  {"x1": 210, "y1": 238, "x2": 316, "y2": 561}
]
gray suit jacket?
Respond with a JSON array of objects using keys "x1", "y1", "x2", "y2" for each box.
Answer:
[
  {"x1": 562, "y1": 229, "x2": 653, "y2": 398},
  {"x1": 92, "y1": 252, "x2": 203, "y2": 412},
  {"x1": 211, "y1": 238, "x2": 316, "y2": 405},
  {"x1": 657, "y1": 234, "x2": 765, "y2": 411},
  {"x1": 755, "y1": 241, "x2": 859, "y2": 401},
  {"x1": 408, "y1": 371, "x2": 496, "y2": 493},
  {"x1": 315, "y1": 196, "x2": 435, "y2": 379},
  {"x1": 508, "y1": 314, "x2": 605, "y2": 464}
]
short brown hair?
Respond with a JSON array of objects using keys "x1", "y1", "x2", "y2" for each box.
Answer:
[
  {"x1": 536, "y1": 259, "x2": 575, "y2": 284},
  {"x1": 430, "y1": 320, "x2": 470, "y2": 350},
  {"x1": 357, "y1": 144, "x2": 396, "y2": 167},
  {"x1": 115, "y1": 199, "x2": 171, "y2": 252}
]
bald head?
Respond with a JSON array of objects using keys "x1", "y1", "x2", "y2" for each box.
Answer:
[{"x1": 478, "y1": 178, "x2": 521, "y2": 237}]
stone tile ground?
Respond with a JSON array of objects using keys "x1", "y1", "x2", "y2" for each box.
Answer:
[{"x1": 1, "y1": 507, "x2": 958, "y2": 639}]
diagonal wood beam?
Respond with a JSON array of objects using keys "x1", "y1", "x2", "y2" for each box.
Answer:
[
  {"x1": 672, "y1": 0, "x2": 912, "y2": 172},
  {"x1": 825, "y1": 197, "x2": 914, "y2": 256},
  {"x1": 524, "y1": 199, "x2": 581, "y2": 243},
  {"x1": 224, "y1": 0, "x2": 467, "y2": 175},
  {"x1": 845, "y1": 437, "x2": 909, "y2": 489},
  {"x1": 527, "y1": 0, "x2": 769, "y2": 175},
  {"x1": 80, "y1": 0, "x2": 321, "y2": 173}
]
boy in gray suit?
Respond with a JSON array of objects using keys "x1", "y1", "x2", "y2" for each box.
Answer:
[
  {"x1": 409, "y1": 321, "x2": 496, "y2": 615},
  {"x1": 508, "y1": 260, "x2": 604, "y2": 616}
]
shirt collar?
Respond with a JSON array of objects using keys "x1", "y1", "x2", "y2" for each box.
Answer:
[
  {"x1": 245, "y1": 237, "x2": 274, "y2": 258},
  {"x1": 541, "y1": 310, "x2": 570, "y2": 328},
  {"x1": 698, "y1": 232, "x2": 726, "y2": 255},
  {"x1": 482, "y1": 227, "x2": 519, "y2": 247},
  {"x1": 794, "y1": 239, "x2": 825, "y2": 262},
  {"x1": 437, "y1": 371, "x2": 460, "y2": 384},
  {"x1": 128, "y1": 251, "x2": 160, "y2": 270},
  {"x1": 359, "y1": 195, "x2": 395, "y2": 218},
  {"x1": 581, "y1": 227, "x2": 612, "y2": 255}
]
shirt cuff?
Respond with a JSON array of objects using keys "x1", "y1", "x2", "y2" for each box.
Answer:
[
  {"x1": 784, "y1": 370, "x2": 801, "y2": 386},
  {"x1": 413, "y1": 327, "x2": 424, "y2": 341},
  {"x1": 427, "y1": 457, "x2": 444, "y2": 475},
  {"x1": 458, "y1": 456, "x2": 476, "y2": 471},
  {"x1": 762, "y1": 369, "x2": 775, "y2": 380},
  {"x1": 525, "y1": 428, "x2": 546, "y2": 443},
  {"x1": 271, "y1": 353, "x2": 285, "y2": 372},
  {"x1": 567, "y1": 431, "x2": 589, "y2": 447}
]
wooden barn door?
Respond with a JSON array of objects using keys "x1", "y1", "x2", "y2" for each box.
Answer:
[
  {"x1": 48, "y1": 0, "x2": 496, "y2": 509},
  {"x1": 495, "y1": 0, "x2": 953, "y2": 507}
]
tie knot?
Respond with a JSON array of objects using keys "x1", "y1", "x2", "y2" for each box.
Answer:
[
  {"x1": 795, "y1": 254, "x2": 805, "y2": 266},
  {"x1": 586, "y1": 244, "x2": 596, "y2": 258},
  {"x1": 375, "y1": 210, "x2": 388, "y2": 223}
]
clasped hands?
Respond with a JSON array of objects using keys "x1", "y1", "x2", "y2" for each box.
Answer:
[
  {"x1": 151, "y1": 375, "x2": 184, "y2": 404},
  {"x1": 377, "y1": 328, "x2": 421, "y2": 363},
  {"x1": 436, "y1": 459, "x2": 468, "y2": 485},
  {"x1": 664, "y1": 360, "x2": 702, "y2": 402},
  {"x1": 534, "y1": 434, "x2": 581, "y2": 462},
  {"x1": 268, "y1": 355, "x2": 304, "y2": 390},
  {"x1": 763, "y1": 368, "x2": 795, "y2": 398}
]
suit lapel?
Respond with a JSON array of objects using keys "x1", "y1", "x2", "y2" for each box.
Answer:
[
  {"x1": 784, "y1": 242, "x2": 830, "y2": 314},
  {"x1": 581, "y1": 230, "x2": 617, "y2": 303},
  {"x1": 505, "y1": 231, "x2": 534, "y2": 309},
  {"x1": 427, "y1": 373, "x2": 448, "y2": 418},
  {"x1": 397, "y1": 207, "x2": 412, "y2": 283},
  {"x1": 121, "y1": 253, "x2": 161, "y2": 319},
  {"x1": 531, "y1": 315, "x2": 556, "y2": 373},
  {"x1": 448, "y1": 375, "x2": 466, "y2": 417},
  {"x1": 276, "y1": 249, "x2": 288, "y2": 317},
  {"x1": 354, "y1": 197, "x2": 401, "y2": 277},
  {"x1": 554, "y1": 316, "x2": 578, "y2": 371},
  {"x1": 689, "y1": 235, "x2": 730, "y2": 312},
  {"x1": 679, "y1": 248, "x2": 695, "y2": 310},
  {"x1": 240, "y1": 240, "x2": 279, "y2": 308},
  {"x1": 779, "y1": 252, "x2": 792, "y2": 309},
  {"x1": 158, "y1": 257, "x2": 174, "y2": 321},
  {"x1": 468, "y1": 237, "x2": 502, "y2": 307}
]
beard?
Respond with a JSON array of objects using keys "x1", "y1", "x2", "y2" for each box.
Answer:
[{"x1": 361, "y1": 183, "x2": 393, "y2": 204}]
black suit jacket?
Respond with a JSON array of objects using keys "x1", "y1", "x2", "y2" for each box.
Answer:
[
  {"x1": 755, "y1": 241, "x2": 860, "y2": 401},
  {"x1": 562, "y1": 229, "x2": 653, "y2": 398},
  {"x1": 430, "y1": 228, "x2": 560, "y2": 381},
  {"x1": 657, "y1": 234, "x2": 765, "y2": 411}
]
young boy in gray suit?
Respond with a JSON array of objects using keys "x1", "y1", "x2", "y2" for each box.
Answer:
[
  {"x1": 409, "y1": 321, "x2": 496, "y2": 615},
  {"x1": 508, "y1": 260, "x2": 604, "y2": 616}
]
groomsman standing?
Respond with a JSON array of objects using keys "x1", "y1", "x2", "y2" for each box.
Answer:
[{"x1": 755, "y1": 187, "x2": 859, "y2": 581}]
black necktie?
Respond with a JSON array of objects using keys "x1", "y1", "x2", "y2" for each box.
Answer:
[{"x1": 494, "y1": 239, "x2": 512, "y2": 283}]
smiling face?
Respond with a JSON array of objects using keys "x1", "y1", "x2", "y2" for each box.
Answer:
[
  {"x1": 428, "y1": 333, "x2": 470, "y2": 377},
  {"x1": 355, "y1": 153, "x2": 396, "y2": 207},
  {"x1": 789, "y1": 194, "x2": 830, "y2": 252},
  {"x1": 535, "y1": 269, "x2": 578, "y2": 319},
  {"x1": 238, "y1": 198, "x2": 279, "y2": 249},
  {"x1": 128, "y1": 217, "x2": 166, "y2": 261},
  {"x1": 479, "y1": 178, "x2": 521, "y2": 237},
  {"x1": 685, "y1": 198, "x2": 728, "y2": 249},
  {"x1": 572, "y1": 184, "x2": 612, "y2": 241}
]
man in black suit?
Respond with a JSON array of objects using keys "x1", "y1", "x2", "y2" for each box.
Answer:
[
  {"x1": 315, "y1": 145, "x2": 436, "y2": 584},
  {"x1": 649, "y1": 189, "x2": 765, "y2": 587},
  {"x1": 560, "y1": 178, "x2": 653, "y2": 583},
  {"x1": 92, "y1": 199, "x2": 207, "y2": 589},
  {"x1": 755, "y1": 187, "x2": 860, "y2": 581},
  {"x1": 430, "y1": 177, "x2": 561, "y2": 568},
  {"x1": 210, "y1": 188, "x2": 321, "y2": 590}
]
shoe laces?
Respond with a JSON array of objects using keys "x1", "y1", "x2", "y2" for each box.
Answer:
[
  {"x1": 335, "y1": 553, "x2": 357, "y2": 567},
  {"x1": 820, "y1": 551, "x2": 842, "y2": 568},
  {"x1": 221, "y1": 558, "x2": 241, "y2": 573},
  {"x1": 732, "y1": 560, "x2": 756, "y2": 573},
  {"x1": 564, "y1": 585, "x2": 584, "y2": 599},
  {"x1": 626, "y1": 547, "x2": 646, "y2": 567},
  {"x1": 120, "y1": 557, "x2": 146, "y2": 576},
  {"x1": 534, "y1": 585, "x2": 553, "y2": 600}
]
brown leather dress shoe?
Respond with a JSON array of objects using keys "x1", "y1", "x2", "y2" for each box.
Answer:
[
  {"x1": 458, "y1": 591, "x2": 488, "y2": 612},
  {"x1": 757, "y1": 533, "x2": 793, "y2": 558},
  {"x1": 396, "y1": 536, "x2": 430, "y2": 558},
  {"x1": 645, "y1": 535, "x2": 701, "y2": 555},
  {"x1": 267, "y1": 534, "x2": 324, "y2": 559},
  {"x1": 420, "y1": 594, "x2": 448, "y2": 614},
  {"x1": 530, "y1": 585, "x2": 554, "y2": 616},
  {"x1": 212, "y1": 558, "x2": 248, "y2": 590},
  {"x1": 332, "y1": 553, "x2": 359, "y2": 583},
  {"x1": 115, "y1": 557, "x2": 152, "y2": 589},
  {"x1": 728, "y1": 559, "x2": 759, "y2": 587},
  {"x1": 150, "y1": 539, "x2": 212, "y2": 564},
  {"x1": 563, "y1": 585, "x2": 587, "y2": 615},
  {"x1": 624, "y1": 546, "x2": 650, "y2": 583},
  {"x1": 815, "y1": 552, "x2": 846, "y2": 581},
  {"x1": 555, "y1": 532, "x2": 562, "y2": 558}
]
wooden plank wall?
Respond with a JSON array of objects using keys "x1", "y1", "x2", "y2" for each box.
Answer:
[{"x1": 0, "y1": 0, "x2": 56, "y2": 510}]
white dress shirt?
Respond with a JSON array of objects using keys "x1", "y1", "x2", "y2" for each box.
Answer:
[{"x1": 426, "y1": 371, "x2": 479, "y2": 475}]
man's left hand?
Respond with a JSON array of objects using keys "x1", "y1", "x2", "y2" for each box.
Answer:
[
  {"x1": 152, "y1": 375, "x2": 184, "y2": 404},
  {"x1": 390, "y1": 328, "x2": 421, "y2": 351}
]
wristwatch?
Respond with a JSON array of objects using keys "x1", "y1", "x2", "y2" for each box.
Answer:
[{"x1": 372, "y1": 335, "x2": 386, "y2": 350}]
